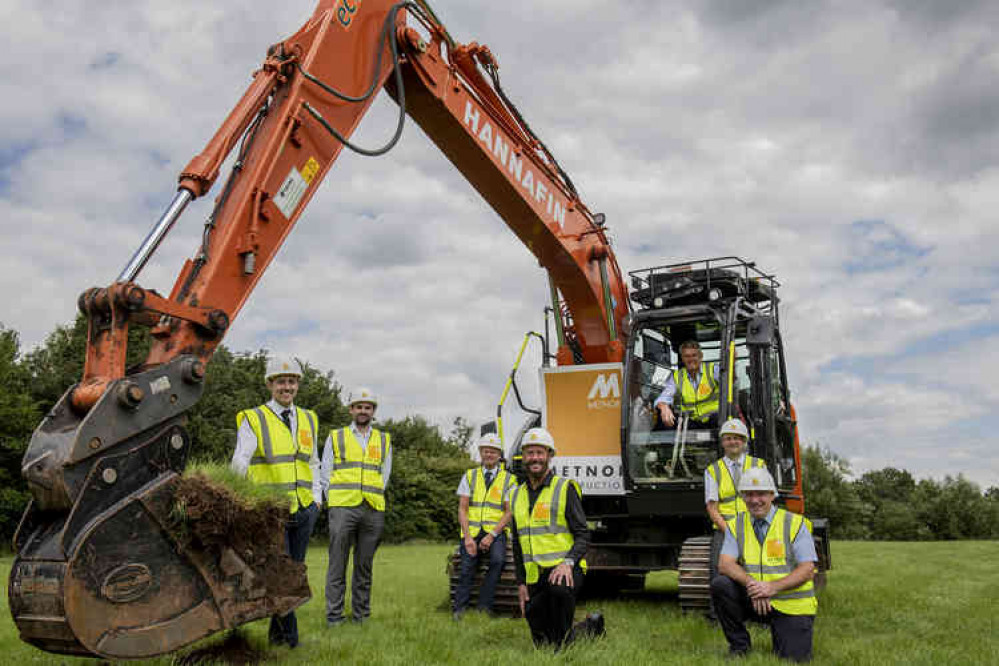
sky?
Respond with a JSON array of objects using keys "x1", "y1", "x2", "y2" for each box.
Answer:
[{"x1": 1, "y1": 0, "x2": 997, "y2": 487}]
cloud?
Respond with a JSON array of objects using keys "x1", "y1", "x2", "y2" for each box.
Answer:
[{"x1": 2, "y1": 0, "x2": 997, "y2": 489}]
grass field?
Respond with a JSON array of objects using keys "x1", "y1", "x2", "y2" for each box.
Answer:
[{"x1": 0, "y1": 540, "x2": 995, "y2": 665}]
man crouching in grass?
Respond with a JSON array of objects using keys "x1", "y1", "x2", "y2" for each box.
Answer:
[
  {"x1": 712, "y1": 467, "x2": 818, "y2": 661},
  {"x1": 510, "y1": 427, "x2": 604, "y2": 650}
]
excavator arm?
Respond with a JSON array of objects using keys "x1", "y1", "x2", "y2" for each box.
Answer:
[{"x1": 11, "y1": 0, "x2": 628, "y2": 659}]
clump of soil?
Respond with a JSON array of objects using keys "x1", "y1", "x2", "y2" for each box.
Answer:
[
  {"x1": 165, "y1": 466, "x2": 310, "y2": 618},
  {"x1": 176, "y1": 630, "x2": 267, "y2": 665}
]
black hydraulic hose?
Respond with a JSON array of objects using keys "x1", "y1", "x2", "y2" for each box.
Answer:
[
  {"x1": 300, "y1": 1, "x2": 425, "y2": 157},
  {"x1": 178, "y1": 97, "x2": 272, "y2": 301},
  {"x1": 483, "y1": 63, "x2": 580, "y2": 201}
]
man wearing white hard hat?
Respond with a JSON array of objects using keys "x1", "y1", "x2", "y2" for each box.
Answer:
[
  {"x1": 233, "y1": 356, "x2": 321, "y2": 648},
  {"x1": 713, "y1": 467, "x2": 818, "y2": 662},
  {"x1": 509, "y1": 428, "x2": 602, "y2": 649},
  {"x1": 452, "y1": 432, "x2": 516, "y2": 619},
  {"x1": 706, "y1": 419, "x2": 766, "y2": 532},
  {"x1": 320, "y1": 387, "x2": 392, "y2": 626}
]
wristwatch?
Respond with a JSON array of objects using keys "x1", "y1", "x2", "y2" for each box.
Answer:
[
  {"x1": 489, "y1": 530, "x2": 500, "y2": 538},
  {"x1": 563, "y1": 558, "x2": 575, "y2": 568}
]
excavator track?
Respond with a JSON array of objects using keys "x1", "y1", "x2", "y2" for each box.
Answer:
[
  {"x1": 446, "y1": 540, "x2": 521, "y2": 618},
  {"x1": 677, "y1": 535, "x2": 716, "y2": 615}
]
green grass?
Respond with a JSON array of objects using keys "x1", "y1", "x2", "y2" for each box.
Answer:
[
  {"x1": 180, "y1": 462, "x2": 290, "y2": 506},
  {"x1": 0, "y1": 541, "x2": 994, "y2": 664}
]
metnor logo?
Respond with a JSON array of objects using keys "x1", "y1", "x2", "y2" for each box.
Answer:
[{"x1": 587, "y1": 373, "x2": 620, "y2": 409}]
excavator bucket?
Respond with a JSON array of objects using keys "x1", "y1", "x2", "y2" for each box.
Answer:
[{"x1": 8, "y1": 356, "x2": 309, "y2": 659}]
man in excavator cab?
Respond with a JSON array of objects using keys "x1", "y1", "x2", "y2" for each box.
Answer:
[
  {"x1": 232, "y1": 356, "x2": 322, "y2": 648},
  {"x1": 654, "y1": 340, "x2": 720, "y2": 430}
]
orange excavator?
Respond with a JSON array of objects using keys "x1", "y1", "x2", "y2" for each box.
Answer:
[
  {"x1": 9, "y1": 1, "x2": 627, "y2": 659},
  {"x1": 10, "y1": 0, "x2": 825, "y2": 659}
]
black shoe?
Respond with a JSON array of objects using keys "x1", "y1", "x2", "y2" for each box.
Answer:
[
  {"x1": 326, "y1": 618, "x2": 345, "y2": 629},
  {"x1": 726, "y1": 649, "x2": 750, "y2": 660},
  {"x1": 586, "y1": 612, "x2": 605, "y2": 637},
  {"x1": 452, "y1": 610, "x2": 465, "y2": 621},
  {"x1": 350, "y1": 616, "x2": 365, "y2": 625}
]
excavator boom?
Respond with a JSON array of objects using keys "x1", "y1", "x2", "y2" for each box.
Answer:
[{"x1": 11, "y1": 0, "x2": 628, "y2": 659}]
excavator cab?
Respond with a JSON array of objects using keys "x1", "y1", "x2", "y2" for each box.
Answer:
[{"x1": 624, "y1": 257, "x2": 801, "y2": 504}]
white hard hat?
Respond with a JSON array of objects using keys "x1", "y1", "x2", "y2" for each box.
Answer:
[
  {"x1": 719, "y1": 418, "x2": 749, "y2": 440},
  {"x1": 265, "y1": 356, "x2": 302, "y2": 381},
  {"x1": 520, "y1": 427, "x2": 556, "y2": 454},
  {"x1": 349, "y1": 387, "x2": 378, "y2": 407},
  {"x1": 738, "y1": 467, "x2": 777, "y2": 494},
  {"x1": 476, "y1": 433, "x2": 503, "y2": 451}
]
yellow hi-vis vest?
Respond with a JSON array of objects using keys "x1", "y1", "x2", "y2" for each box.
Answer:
[
  {"x1": 465, "y1": 465, "x2": 515, "y2": 536},
  {"x1": 708, "y1": 455, "x2": 767, "y2": 524},
  {"x1": 727, "y1": 508, "x2": 818, "y2": 616},
  {"x1": 237, "y1": 405, "x2": 317, "y2": 514},
  {"x1": 326, "y1": 426, "x2": 391, "y2": 511},
  {"x1": 674, "y1": 361, "x2": 719, "y2": 422},
  {"x1": 511, "y1": 476, "x2": 587, "y2": 584}
]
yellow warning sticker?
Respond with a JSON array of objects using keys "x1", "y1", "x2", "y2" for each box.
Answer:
[{"x1": 301, "y1": 157, "x2": 320, "y2": 184}]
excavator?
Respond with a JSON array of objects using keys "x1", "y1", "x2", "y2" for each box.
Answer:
[
  {"x1": 9, "y1": 0, "x2": 626, "y2": 659},
  {"x1": 9, "y1": 0, "x2": 824, "y2": 659}
]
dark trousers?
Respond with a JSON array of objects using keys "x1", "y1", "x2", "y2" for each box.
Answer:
[
  {"x1": 326, "y1": 503, "x2": 385, "y2": 622},
  {"x1": 711, "y1": 574, "x2": 814, "y2": 662},
  {"x1": 269, "y1": 502, "x2": 319, "y2": 646},
  {"x1": 454, "y1": 532, "x2": 507, "y2": 612},
  {"x1": 525, "y1": 565, "x2": 584, "y2": 649},
  {"x1": 687, "y1": 412, "x2": 719, "y2": 430}
]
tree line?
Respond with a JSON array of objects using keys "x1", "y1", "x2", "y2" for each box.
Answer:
[
  {"x1": 1, "y1": 318, "x2": 996, "y2": 548},
  {"x1": 0, "y1": 317, "x2": 474, "y2": 547},
  {"x1": 802, "y1": 446, "x2": 999, "y2": 540}
]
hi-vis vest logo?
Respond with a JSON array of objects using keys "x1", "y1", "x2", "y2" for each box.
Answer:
[
  {"x1": 299, "y1": 429, "x2": 313, "y2": 453},
  {"x1": 335, "y1": 0, "x2": 364, "y2": 29},
  {"x1": 587, "y1": 373, "x2": 621, "y2": 410},
  {"x1": 534, "y1": 502, "x2": 551, "y2": 521}
]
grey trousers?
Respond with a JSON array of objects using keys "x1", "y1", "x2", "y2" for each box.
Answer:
[{"x1": 325, "y1": 503, "x2": 385, "y2": 622}]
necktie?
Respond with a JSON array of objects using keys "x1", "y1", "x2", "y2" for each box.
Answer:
[
  {"x1": 484, "y1": 470, "x2": 494, "y2": 488},
  {"x1": 730, "y1": 460, "x2": 742, "y2": 489},
  {"x1": 281, "y1": 409, "x2": 293, "y2": 432},
  {"x1": 753, "y1": 518, "x2": 768, "y2": 545}
]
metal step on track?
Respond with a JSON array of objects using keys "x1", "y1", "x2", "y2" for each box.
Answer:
[
  {"x1": 677, "y1": 535, "x2": 714, "y2": 615},
  {"x1": 446, "y1": 540, "x2": 521, "y2": 618}
]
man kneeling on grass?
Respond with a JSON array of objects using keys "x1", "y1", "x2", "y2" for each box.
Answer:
[
  {"x1": 712, "y1": 467, "x2": 818, "y2": 662},
  {"x1": 511, "y1": 428, "x2": 604, "y2": 650}
]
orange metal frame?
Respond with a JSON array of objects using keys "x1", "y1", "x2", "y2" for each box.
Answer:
[{"x1": 74, "y1": 0, "x2": 628, "y2": 411}]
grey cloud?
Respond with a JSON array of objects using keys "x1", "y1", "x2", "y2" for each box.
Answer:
[{"x1": 3, "y1": 0, "x2": 998, "y2": 487}]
